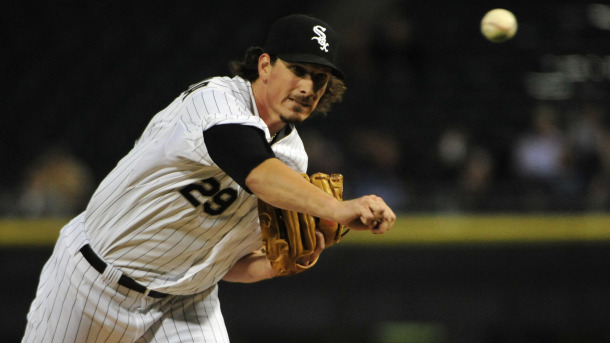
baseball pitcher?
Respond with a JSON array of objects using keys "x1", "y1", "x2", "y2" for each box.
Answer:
[{"x1": 22, "y1": 14, "x2": 395, "y2": 343}]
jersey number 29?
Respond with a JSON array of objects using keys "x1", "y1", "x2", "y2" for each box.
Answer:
[{"x1": 179, "y1": 178, "x2": 237, "y2": 215}]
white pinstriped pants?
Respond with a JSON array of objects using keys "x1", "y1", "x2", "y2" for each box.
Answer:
[{"x1": 22, "y1": 229, "x2": 230, "y2": 343}]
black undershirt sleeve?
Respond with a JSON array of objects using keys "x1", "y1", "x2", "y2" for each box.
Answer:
[{"x1": 203, "y1": 124, "x2": 276, "y2": 193}]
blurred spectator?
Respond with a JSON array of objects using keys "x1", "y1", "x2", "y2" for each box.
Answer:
[
  {"x1": 16, "y1": 147, "x2": 94, "y2": 217},
  {"x1": 566, "y1": 102, "x2": 607, "y2": 194},
  {"x1": 457, "y1": 146, "x2": 496, "y2": 210},
  {"x1": 584, "y1": 128, "x2": 610, "y2": 210},
  {"x1": 344, "y1": 128, "x2": 410, "y2": 211},
  {"x1": 299, "y1": 128, "x2": 347, "y2": 174},
  {"x1": 511, "y1": 104, "x2": 575, "y2": 210},
  {"x1": 437, "y1": 127, "x2": 469, "y2": 181},
  {"x1": 434, "y1": 128, "x2": 496, "y2": 212}
]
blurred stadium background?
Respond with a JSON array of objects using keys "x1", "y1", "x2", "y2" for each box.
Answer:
[{"x1": 2, "y1": 0, "x2": 610, "y2": 342}]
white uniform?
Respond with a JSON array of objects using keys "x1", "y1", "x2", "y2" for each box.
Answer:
[{"x1": 22, "y1": 76, "x2": 308, "y2": 342}]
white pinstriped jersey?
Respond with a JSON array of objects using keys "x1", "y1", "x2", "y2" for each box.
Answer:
[{"x1": 68, "y1": 76, "x2": 307, "y2": 295}]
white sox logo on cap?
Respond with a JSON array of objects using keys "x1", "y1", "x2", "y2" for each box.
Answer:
[
  {"x1": 311, "y1": 25, "x2": 329, "y2": 52},
  {"x1": 264, "y1": 14, "x2": 344, "y2": 79}
]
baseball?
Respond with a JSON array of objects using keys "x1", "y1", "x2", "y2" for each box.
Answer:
[{"x1": 481, "y1": 8, "x2": 518, "y2": 43}]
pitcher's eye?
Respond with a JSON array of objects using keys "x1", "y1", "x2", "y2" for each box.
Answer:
[{"x1": 314, "y1": 73, "x2": 329, "y2": 84}]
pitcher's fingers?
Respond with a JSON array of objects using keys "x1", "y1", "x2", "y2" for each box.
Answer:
[
  {"x1": 371, "y1": 218, "x2": 394, "y2": 234},
  {"x1": 314, "y1": 231, "x2": 325, "y2": 252}
]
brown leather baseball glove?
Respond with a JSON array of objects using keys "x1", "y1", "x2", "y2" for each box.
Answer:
[{"x1": 258, "y1": 172, "x2": 349, "y2": 276}]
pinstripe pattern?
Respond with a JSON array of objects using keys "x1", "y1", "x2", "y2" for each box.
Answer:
[
  {"x1": 23, "y1": 76, "x2": 308, "y2": 342},
  {"x1": 23, "y1": 219, "x2": 229, "y2": 342}
]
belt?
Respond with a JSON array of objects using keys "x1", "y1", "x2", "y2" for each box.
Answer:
[{"x1": 79, "y1": 244, "x2": 169, "y2": 298}]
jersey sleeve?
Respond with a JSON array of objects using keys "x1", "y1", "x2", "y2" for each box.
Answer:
[
  {"x1": 191, "y1": 88, "x2": 270, "y2": 136},
  {"x1": 203, "y1": 124, "x2": 276, "y2": 193},
  {"x1": 168, "y1": 77, "x2": 306, "y2": 184},
  {"x1": 165, "y1": 86, "x2": 272, "y2": 168}
]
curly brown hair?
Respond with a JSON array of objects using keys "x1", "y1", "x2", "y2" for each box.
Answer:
[{"x1": 228, "y1": 46, "x2": 346, "y2": 115}]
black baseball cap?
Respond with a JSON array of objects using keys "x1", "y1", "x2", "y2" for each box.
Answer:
[{"x1": 264, "y1": 14, "x2": 345, "y2": 80}]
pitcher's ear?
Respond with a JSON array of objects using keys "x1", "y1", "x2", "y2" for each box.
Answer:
[{"x1": 258, "y1": 53, "x2": 273, "y2": 83}]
